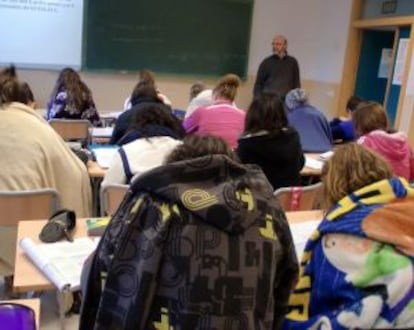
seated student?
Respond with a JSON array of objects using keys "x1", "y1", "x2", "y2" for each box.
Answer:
[
  {"x1": 329, "y1": 95, "x2": 363, "y2": 142},
  {"x1": 183, "y1": 73, "x2": 245, "y2": 149},
  {"x1": 110, "y1": 82, "x2": 172, "y2": 145},
  {"x1": 123, "y1": 69, "x2": 172, "y2": 110},
  {"x1": 102, "y1": 106, "x2": 184, "y2": 185},
  {"x1": 80, "y1": 135, "x2": 298, "y2": 330},
  {"x1": 237, "y1": 92, "x2": 304, "y2": 190},
  {"x1": 285, "y1": 88, "x2": 333, "y2": 152},
  {"x1": 47, "y1": 67, "x2": 101, "y2": 126},
  {"x1": 284, "y1": 143, "x2": 414, "y2": 329},
  {"x1": 185, "y1": 81, "x2": 213, "y2": 119},
  {"x1": 353, "y1": 101, "x2": 414, "y2": 181},
  {"x1": 0, "y1": 72, "x2": 91, "y2": 277}
]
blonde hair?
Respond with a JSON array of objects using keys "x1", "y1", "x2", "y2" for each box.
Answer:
[
  {"x1": 213, "y1": 73, "x2": 241, "y2": 101},
  {"x1": 322, "y1": 143, "x2": 393, "y2": 209},
  {"x1": 352, "y1": 101, "x2": 389, "y2": 136}
]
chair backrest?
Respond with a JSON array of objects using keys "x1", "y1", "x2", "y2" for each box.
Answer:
[
  {"x1": 100, "y1": 184, "x2": 129, "y2": 217},
  {"x1": 49, "y1": 119, "x2": 91, "y2": 144},
  {"x1": 274, "y1": 182, "x2": 323, "y2": 212},
  {"x1": 0, "y1": 189, "x2": 60, "y2": 225}
]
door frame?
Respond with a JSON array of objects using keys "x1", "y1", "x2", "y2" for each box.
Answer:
[{"x1": 338, "y1": 1, "x2": 414, "y2": 129}]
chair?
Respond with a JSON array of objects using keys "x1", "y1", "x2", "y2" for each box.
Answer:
[
  {"x1": 49, "y1": 119, "x2": 91, "y2": 146},
  {"x1": 100, "y1": 184, "x2": 129, "y2": 217},
  {"x1": 0, "y1": 189, "x2": 60, "y2": 277},
  {"x1": 0, "y1": 189, "x2": 60, "y2": 226},
  {"x1": 274, "y1": 182, "x2": 323, "y2": 212}
]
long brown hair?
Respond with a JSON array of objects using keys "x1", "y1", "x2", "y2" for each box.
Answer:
[
  {"x1": 50, "y1": 67, "x2": 91, "y2": 111},
  {"x1": 244, "y1": 92, "x2": 287, "y2": 135},
  {"x1": 321, "y1": 143, "x2": 393, "y2": 209}
]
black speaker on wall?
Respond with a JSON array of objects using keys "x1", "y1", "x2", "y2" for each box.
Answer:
[{"x1": 382, "y1": 0, "x2": 398, "y2": 14}]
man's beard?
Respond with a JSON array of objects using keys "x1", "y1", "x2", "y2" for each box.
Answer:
[{"x1": 274, "y1": 50, "x2": 286, "y2": 58}]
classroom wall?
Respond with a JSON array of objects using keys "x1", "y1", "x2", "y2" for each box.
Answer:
[{"x1": 17, "y1": 0, "x2": 353, "y2": 117}]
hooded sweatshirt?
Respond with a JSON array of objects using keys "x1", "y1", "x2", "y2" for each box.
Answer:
[
  {"x1": 80, "y1": 155, "x2": 298, "y2": 330},
  {"x1": 284, "y1": 177, "x2": 414, "y2": 330},
  {"x1": 358, "y1": 129, "x2": 414, "y2": 180}
]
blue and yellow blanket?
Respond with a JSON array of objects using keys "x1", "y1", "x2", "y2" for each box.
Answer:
[{"x1": 284, "y1": 177, "x2": 414, "y2": 329}]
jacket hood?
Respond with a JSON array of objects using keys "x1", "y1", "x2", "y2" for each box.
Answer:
[
  {"x1": 130, "y1": 155, "x2": 275, "y2": 234},
  {"x1": 359, "y1": 130, "x2": 411, "y2": 161}
]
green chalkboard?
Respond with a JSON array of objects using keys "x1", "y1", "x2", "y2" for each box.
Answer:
[{"x1": 83, "y1": 0, "x2": 253, "y2": 78}]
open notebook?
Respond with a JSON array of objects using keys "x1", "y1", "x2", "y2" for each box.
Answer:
[
  {"x1": 89, "y1": 145, "x2": 118, "y2": 168},
  {"x1": 289, "y1": 220, "x2": 321, "y2": 259},
  {"x1": 20, "y1": 237, "x2": 98, "y2": 291}
]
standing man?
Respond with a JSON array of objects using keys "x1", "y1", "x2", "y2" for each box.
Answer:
[{"x1": 253, "y1": 35, "x2": 301, "y2": 99}]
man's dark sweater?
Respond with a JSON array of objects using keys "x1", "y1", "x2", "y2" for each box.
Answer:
[{"x1": 253, "y1": 54, "x2": 300, "y2": 98}]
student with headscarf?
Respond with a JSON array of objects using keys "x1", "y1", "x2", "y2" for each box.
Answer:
[{"x1": 285, "y1": 88, "x2": 332, "y2": 153}]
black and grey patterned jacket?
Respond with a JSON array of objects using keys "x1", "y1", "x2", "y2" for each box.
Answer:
[{"x1": 80, "y1": 155, "x2": 298, "y2": 330}]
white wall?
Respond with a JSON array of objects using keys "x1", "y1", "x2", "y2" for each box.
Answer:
[
  {"x1": 248, "y1": 0, "x2": 353, "y2": 83},
  {"x1": 18, "y1": 0, "x2": 353, "y2": 113}
]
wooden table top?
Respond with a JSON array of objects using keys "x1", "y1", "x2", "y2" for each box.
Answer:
[
  {"x1": 14, "y1": 210, "x2": 323, "y2": 292},
  {"x1": 13, "y1": 219, "x2": 88, "y2": 293},
  {"x1": 300, "y1": 153, "x2": 323, "y2": 176},
  {"x1": 0, "y1": 298, "x2": 40, "y2": 328},
  {"x1": 87, "y1": 161, "x2": 106, "y2": 178}
]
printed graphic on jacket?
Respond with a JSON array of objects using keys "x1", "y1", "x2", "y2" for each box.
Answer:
[
  {"x1": 284, "y1": 177, "x2": 414, "y2": 330},
  {"x1": 80, "y1": 155, "x2": 298, "y2": 330}
]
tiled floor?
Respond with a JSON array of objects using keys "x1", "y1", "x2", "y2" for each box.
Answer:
[{"x1": 1, "y1": 278, "x2": 79, "y2": 329}]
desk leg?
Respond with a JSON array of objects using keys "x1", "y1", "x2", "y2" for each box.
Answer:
[
  {"x1": 90, "y1": 177, "x2": 103, "y2": 217},
  {"x1": 58, "y1": 291, "x2": 66, "y2": 330}
]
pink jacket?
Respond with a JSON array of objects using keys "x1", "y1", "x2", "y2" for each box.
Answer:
[
  {"x1": 358, "y1": 129, "x2": 414, "y2": 180},
  {"x1": 183, "y1": 100, "x2": 245, "y2": 149}
]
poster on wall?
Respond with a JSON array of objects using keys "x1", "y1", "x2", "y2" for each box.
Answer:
[
  {"x1": 392, "y1": 38, "x2": 409, "y2": 85},
  {"x1": 378, "y1": 48, "x2": 393, "y2": 78}
]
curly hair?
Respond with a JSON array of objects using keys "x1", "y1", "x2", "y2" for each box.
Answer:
[
  {"x1": 127, "y1": 105, "x2": 184, "y2": 138},
  {"x1": 165, "y1": 135, "x2": 239, "y2": 164},
  {"x1": 321, "y1": 143, "x2": 393, "y2": 209}
]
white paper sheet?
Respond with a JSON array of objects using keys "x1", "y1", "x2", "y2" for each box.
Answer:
[
  {"x1": 305, "y1": 156, "x2": 324, "y2": 170},
  {"x1": 91, "y1": 147, "x2": 118, "y2": 168},
  {"x1": 289, "y1": 220, "x2": 320, "y2": 259},
  {"x1": 92, "y1": 127, "x2": 114, "y2": 138},
  {"x1": 20, "y1": 237, "x2": 98, "y2": 291}
]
